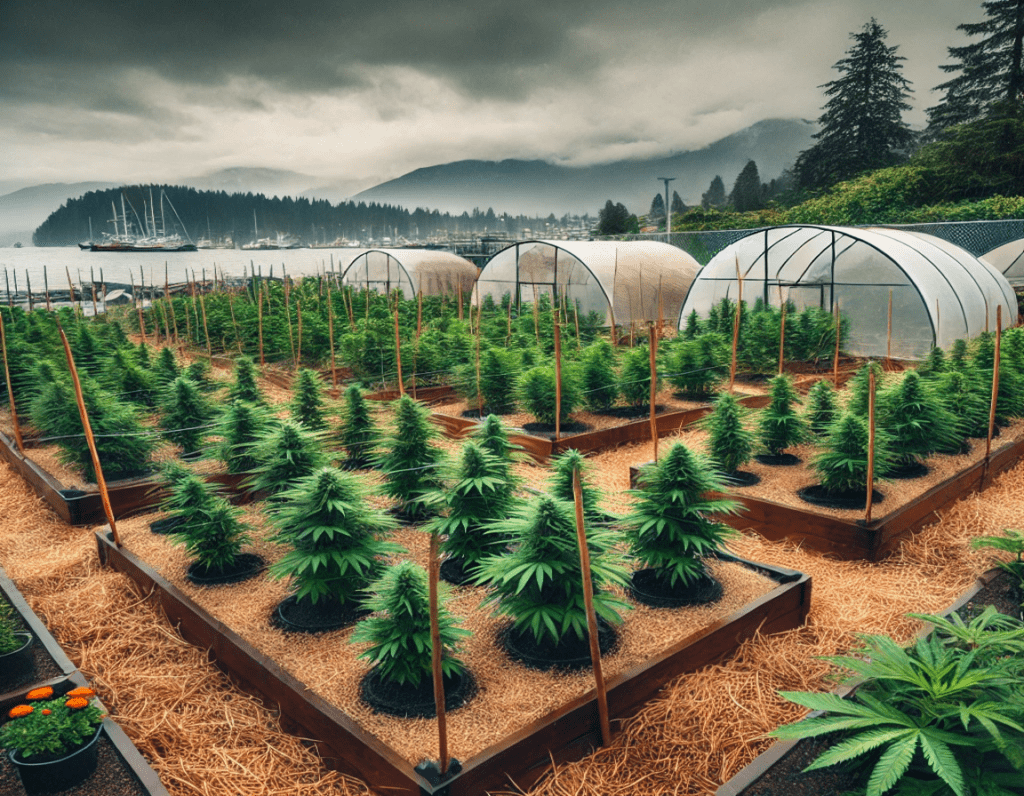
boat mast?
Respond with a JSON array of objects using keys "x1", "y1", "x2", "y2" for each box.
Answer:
[
  {"x1": 150, "y1": 188, "x2": 157, "y2": 238},
  {"x1": 120, "y1": 194, "x2": 128, "y2": 239},
  {"x1": 160, "y1": 191, "x2": 167, "y2": 237},
  {"x1": 111, "y1": 201, "x2": 118, "y2": 238}
]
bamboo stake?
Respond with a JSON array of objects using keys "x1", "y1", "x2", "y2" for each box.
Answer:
[
  {"x1": 554, "y1": 313, "x2": 562, "y2": 442},
  {"x1": 25, "y1": 271, "x2": 32, "y2": 312},
  {"x1": 327, "y1": 282, "x2": 338, "y2": 396},
  {"x1": 1, "y1": 315, "x2": 25, "y2": 454},
  {"x1": 865, "y1": 369, "x2": 876, "y2": 523},
  {"x1": 90, "y1": 280, "x2": 97, "y2": 318},
  {"x1": 573, "y1": 299, "x2": 581, "y2": 351},
  {"x1": 506, "y1": 290, "x2": 513, "y2": 347},
  {"x1": 285, "y1": 275, "x2": 295, "y2": 365},
  {"x1": 778, "y1": 300, "x2": 786, "y2": 376},
  {"x1": 258, "y1": 287, "x2": 265, "y2": 366},
  {"x1": 428, "y1": 532, "x2": 449, "y2": 776},
  {"x1": 729, "y1": 263, "x2": 742, "y2": 393},
  {"x1": 58, "y1": 326, "x2": 119, "y2": 545},
  {"x1": 346, "y1": 286, "x2": 356, "y2": 332},
  {"x1": 296, "y1": 301, "x2": 303, "y2": 367},
  {"x1": 417, "y1": 290, "x2": 423, "y2": 338},
  {"x1": 610, "y1": 257, "x2": 618, "y2": 347},
  {"x1": 66, "y1": 267, "x2": 78, "y2": 319},
  {"x1": 163, "y1": 298, "x2": 172, "y2": 342},
  {"x1": 833, "y1": 301, "x2": 841, "y2": 387},
  {"x1": 572, "y1": 467, "x2": 611, "y2": 747},
  {"x1": 135, "y1": 276, "x2": 146, "y2": 344},
  {"x1": 4, "y1": 269, "x2": 10, "y2": 309},
  {"x1": 532, "y1": 284, "x2": 540, "y2": 344},
  {"x1": 986, "y1": 305, "x2": 1002, "y2": 465},
  {"x1": 475, "y1": 290, "x2": 483, "y2": 418},
  {"x1": 886, "y1": 288, "x2": 893, "y2": 363},
  {"x1": 227, "y1": 293, "x2": 242, "y2": 355},
  {"x1": 649, "y1": 322, "x2": 658, "y2": 463},
  {"x1": 393, "y1": 298, "x2": 404, "y2": 396},
  {"x1": 199, "y1": 292, "x2": 212, "y2": 360},
  {"x1": 44, "y1": 266, "x2": 51, "y2": 313}
]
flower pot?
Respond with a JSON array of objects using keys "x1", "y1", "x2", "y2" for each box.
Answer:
[
  {"x1": 0, "y1": 632, "x2": 34, "y2": 687},
  {"x1": 10, "y1": 724, "x2": 102, "y2": 794}
]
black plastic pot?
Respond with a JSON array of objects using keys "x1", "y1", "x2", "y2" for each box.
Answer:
[
  {"x1": 359, "y1": 667, "x2": 476, "y2": 719},
  {"x1": 185, "y1": 553, "x2": 266, "y2": 586},
  {"x1": 629, "y1": 568, "x2": 724, "y2": 608},
  {"x1": 10, "y1": 724, "x2": 102, "y2": 794},
  {"x1": 0, "y1": 632, "x2": 34, "y2": 687}
]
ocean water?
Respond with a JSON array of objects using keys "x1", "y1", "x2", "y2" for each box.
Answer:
[{"x1": 0, "y1": 246, "x2": 369, "y2": 294}]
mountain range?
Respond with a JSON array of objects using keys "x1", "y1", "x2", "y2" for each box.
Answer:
[{"x1": 0, "y1": 118, "x2": 815, "y2": 246}]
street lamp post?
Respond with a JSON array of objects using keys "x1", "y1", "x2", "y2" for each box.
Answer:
[{"x1": 658, "y1": 177, "x2": 675, "y2": 242}]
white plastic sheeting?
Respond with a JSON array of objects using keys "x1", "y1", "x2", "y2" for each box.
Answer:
[
  {"x1": 474, "y1": 240, "x2": 700, "y2": 326},
  {"x1": 678, "y1": 225, "x2": 1017, "y2": 359},
  {"x1": 340, "y1": 249, "x2": 478, "y2": 298},
  {"x1": 982, "y1": 238, "x2": 1024, "y2": 287}
]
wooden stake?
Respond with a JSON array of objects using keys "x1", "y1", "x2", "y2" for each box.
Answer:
[
  {"x1": 986, "y1": 305, "x2": 1002, "y2": 465},
  {"x1": 393, "y1": 298, "x2": 404, "y2": 396},
  {"x1": 554, "y1": 313, "x2": 562, "y2": 442},
  {"x1": 417, "y1": 290, "x2": 423, "y2": 338},
  {"x1": 457, "y1": 281, "x2": 463, "y2": 321},
  {"x1": 1, "y1": 315, "x2": 25, "y2": 453},
  {"x1": 66, "y1": 267, "x2": 78, "y2": 319},
  {"x1": 833, "y1": 301, "x2": 841, "y2": 387},
  {"x1": 90, "y1": 280, "x2": 97, "y2": 318},
  {"x1": 58, "y1": 326, "x2": 119, "y2": 546},
  {"x1": 346, "y1": 287, "x2": 356, "y2": 332},
  {"x1": 327, "y1": 282, "x2": 338, "y2": 396},
  {"x1": 729, "y1": 263, "x2": 742, "y2": 393},
  {"x1": 506, "y1": 290, "x2": 513, "y2": 347},
  {"x1": 475, "y1": 291, "x2": 483, "y2": 418},
  {"x1": 886, "y1": 288, "x2": 893, "y2": 363},
  {"x1": 227, "y1": 292, "x2": 242, "y2": 355},
  {"x1": 865, "y1": 369, "x2": 876, "y2": 523},
  {"x1": 285, "y1": 276, "x2": 295, "y2": 365},
  {"x1": 532, "y1": 284, "x2": 540, "y2": 345},
  {"x1": 25, "y1": 271, "x2": 32, "y2": 313},
  {"x1": 199, "y1": 292, "x2": 212, "y2": 360},
  {"x1": 257, "y1": 287, "x2": 265, "y2": 366},
  {"x1": 428, "y1": 532, "x2": 449, "y2": 776},
  {"x1": 778, "y1": 300, "x2": 786, "y2": 376},
  {"x1": 296, "y1": 301, "x2": 303, "y2": 367},
  {"x1": 44, "y1": 266, "x2": 51, "y2": 313},
  {"x1": 649, "y1": 322, "x2": 658, "y2": 463},
  {"x1": 573, "y1": 299, "x2": 581, "y2": 351},
  {"x1": 572, "y1": 468, "x2": 611, "y2": 747}
]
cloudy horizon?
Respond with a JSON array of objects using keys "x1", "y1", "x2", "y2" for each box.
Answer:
[{"x1": 0, "y1": 0, "x2": 977, "y2": 195}]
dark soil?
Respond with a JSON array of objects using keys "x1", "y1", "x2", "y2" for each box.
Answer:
[
  {"x1": 887, "y1": 461, "x2": 929, "y2": 480},
  {"x1": 521, "y1": 420, "x2": 592, "y2": 438},
  {"x1": 798, "y1": 484, "x2": 884, "y2": 510},
  {"x1": 439, "y1": 557, "x2": 479, "y2": 587},
  {"x1": 725, "y1": 470, "x2": 760, "y2": 487},
  {"x1": 593, "y1": 404, "x2": 666, "y2": 420},
  {"x1": 672, "y1": 391, "x2": 714, "y2": 403},
  {"x1": 628, "y1": 568, "x2": 723, "y2": 608},
  {"x1": 185, "y1": 553, "x2": 266, "y2": 586},
  {"x1": 755, "y1": 453, "x2": 801, "y2": 467},
  {"x1": 500, "y1": 619, "x2": 618, "y2": 672},
  {"x1": 460, "y1": 407, "x2": 511, "y2": 419},
  {"x1": 0, "y1": 612, "x2": 63, "y2": 695},
  {"x1": 952, "y1": 569, "x2": 1023, "y2": 623},
  {"x1": 148, "y1": 516, "x2": 184, "y2": 535},
  {"x1": 359, "y1": 667, "x2": 477, "y2": 719},
  {"x1": 0, "y1": 734, "x2": 146, "y2": 796},
  {"x1": 271, "y1": 594, "x2": 368, "y2": 634}
]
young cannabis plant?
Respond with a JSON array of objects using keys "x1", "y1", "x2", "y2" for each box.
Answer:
[
  {"x1": 337, "y1": 385, "x2": 381, "y2": 469},
  {"x1": 547, "y1": 449, "x2": 605, "y2": 526},
  {"x1": 618, "y1": 343, "x2": 656, "y2": 409},
  {"x1": 880, "y1": 370, "x2": 962, "y2": 465},
  {"x1": 971, "y1": 528, "x2": 1024, "y2": 591},
  {"x1": 246, "y1": 420, "x2": 327, "y2": 498},
  {"x1": 290, "y1": 368, "x2": 327, "y2": 430},
  {"x1": 477, "y1": 347, "x2": 519, "y2": 414},
  {"x1": 376, "y1": 395, "x2": 445, "y2": 520},
  {"x1": 229, "y1": 355, "x2": 263, "y2": 404},
  {"x1": 269, "y1": 467, "x2": 401, "y2": 607},
  {"x1": 351, "y1": 561, "x2": 469, "y2": 688},
  {"x1": 218, "y1": 400, "x2": 270, "y2": 474},
  {"x1": 699, "y1": 392, "x2": 754, "y2": 475},
  {"x1": 152, "y1": 346, "x2": 180, "y2": 387},
  {"x1": 515, "y1": 363, "x2": 582, "y2": 426},
  {"x1": 805, "y1": 379, "x2": 839, "y2": 436},
  {"x1": 167, "y1": 476, "x2": 252, "y2": 572},
  {"x1": 811, "y1": 411, "x2": 893, "y2": 494},
  {"x1": 757, "y1": 374, "x2": 807, "y2": 457},
  {"x1": 162, "y1": 376, "x2": 213, "y2": 457},
  {"x1": 668, "y1": 332, "x2": 728, "y2": 397},
  {"x1": 581, "y1": 340, "x2": 619, "y2": 411}
]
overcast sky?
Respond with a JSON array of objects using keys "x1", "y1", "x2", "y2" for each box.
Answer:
[{"x1": 0, "y1": 0, "x2": 977, "y2": 195}]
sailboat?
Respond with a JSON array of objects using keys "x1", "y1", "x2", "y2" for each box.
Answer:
[{"x1": 90, "y1": 190, "x2": 197, "y2": 252}]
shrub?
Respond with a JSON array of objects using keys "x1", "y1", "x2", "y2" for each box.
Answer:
[
  {"x1": 515, "y1": 364, "x2": 582, "y2": 426},
  {"x1": 246, "y1": 420, "x2": 327, "y2": 498},
  {"x1": 805, "y1": 379, "x2": 839, "y2": 435},
  {"x1": 757, "y1": 374, "x2": 806, "y2": 456},
  {"x1": 351, "y1": 561, "x2": 469, "y2": 687},
  {"x1": 623, "y1": 443, "x2": 737, "y2": 588},
  {"x1": 229, "y1": 355, "x2": 263, "y2": 404},
  {"x1": 811, "y1": 411, "x2": 892, "y2": 494},
  {"x1": 376, "y1": 395, "x2": 445, "y2": 520},
  {"x1": 700, "y1": 392, "x2": 754, "y2": 474},
  {"x1": 580, "y1": 340, "x2": 618, "y2": 411},
  {"x1": 618, "y1": 344, "x2": 656, "y2": 409},
  {"x1": 337, "y1": 385, "x2": 381, "y2": 469},
  {"x1": 475, "y1": 495, "x2": 629, "y2": 645},
  {"x1": 290, "y1": 368, "x2": 326, "y2": 430},
  {"x1": 270, "y1": 467, "x2": 401, "y2": 606}
]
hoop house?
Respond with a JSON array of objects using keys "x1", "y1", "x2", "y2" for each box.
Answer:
[
  {"x1": 340, "y1": 249, "x2": 478, "y2": 298},
  {"x1": 679, "y1": 225, "x2": 1017, "y2": 359},
  {"x1": 473, "y1": 240, "x2": 699, "y2": 325},
  {"x1": 982, "y1": 238, "x2": 1024, "y2": 287}
]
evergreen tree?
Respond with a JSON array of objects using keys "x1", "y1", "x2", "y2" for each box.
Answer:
[
  {"x1": 729, "y1": 160, "x2": 764, "y2": 211},
  {"x1": 795, "y1": 18, "x2": 914, "y2": 191},
  {"x1": 337, "y1": 385, "x2": 381, "y2": 469},
  {"x1": 290, "y1": 368, "x2": 326, "y2": 430},
  {"x1": 597, "y1": 200, "x2": 637, "y2": 235},
  {"x1": 701, "y1": 176, "x2": 727, "y2": 209},
  {"x1": 671, "y1": 191, "x2": 687, "y2": 215},
  {"x1": 649, "y1": 192, "x2": 666, "y2": 225},
  {"x1": 927, "y1": 0, "x2": 1024, "y2": 133},
  {"x1": 377, "y1": 395, "x2": 445, "y2": 520}
]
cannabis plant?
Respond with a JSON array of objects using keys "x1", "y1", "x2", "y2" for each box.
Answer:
[
  {"x1": 581, "y1": 340, "x2": 618, "y2": 411},
  {"x1": 938, "y1": 369, "x2": 990, "y2": 438},
  {"x1": 919, "y1": 345, "x2": 947, "y2": 379},
  {"x1": 185, "y1": 359, "x2": 213, "y2": 392},
  {"x1": 290, "y1": 368, "x2": 326, "y2": 430},
  {"x1": 218, "y1": 400, "x2": 270, "y2": 474},
  {"x1": 153, "y1": 346, "x2": 180, "y2": 387},
  {"x1": 429, "y1": 443, "x2": 515, "y2": 581},
  {"x1": 168, "y1": 476, "x2": 253, "y2": 572},
  {"x1": 376, "y1": 395, "x2": 445, "y2": 520},
  {"x1": 246, "y1": 420, "x2": 327, "y2": 498},
  {"x1": 682, "y1": 309, "x2": 703, "y2": 340},
  {"x1": 971, "y1": 528, "x2": 1024, "y2": 591},
  {"x1": 619, "y1": 343, "x2": 656, "y2": 409},
  {"x1": 134, "y1": 341, "x2": 152, "y2": 369},
  {"x1": 623, "y1": 443, "x2": 737, "y2": 590},
  {"x1": 475, "y1": 495, "x2": 629, "y2": 645},
  {"x1": 880, "y1": 370, "x2": 961, "y2": 465},
  {"x1": 757, "y1": 374, "x2": 807, "y2": 458},
  {"x1": 515, "y1": 363, "x2": 582, "y2": 426},
  {"x1": 773, "y1": 614, "x2": 1024, "y2": 796},
  {"x1": 477, "y1": 347, "x2": 519, "y2": 414},
  {"x1": 738, "y1": 308, "x2": 779, "y2": 375},
  {"x1": 811, "y1": 411, "x2": 892, "y2": 495},
  {"x1": 351, "y1": 561, "x2": 469, "y2": 688},
  {"x1": 805, "y1": 379, "x2": 839, "y2": 436},
  {"x1": 162, "y1": 376, "x2": 213, "y2": 457},
  {"x1": 845, "y1": 361, "x2": 885, "y2": 417},
  {"x1": 475, "y1": 414, "x2": 518, "y2": 477},
  {"x1": 337, "y1": 384, "x2": 381, "y2": 469},
  {"x1": 700, "y1": 392, "x2": 754, "y2": 475},
  {"x1": 270, "y1": 467, "x2": 401, "y2": 607},
  {"x1": 229, "y1": 355, "x2": 263, "y2": 404},
  {"x1": 547, "y1": 449, "x2": 605, "y2": 526},
  {"x1": 668, "y1": 332, "x2": 728, "y2": 397}
]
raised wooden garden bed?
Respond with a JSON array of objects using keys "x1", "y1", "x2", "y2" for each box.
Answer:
[
  {"x1": 715, "y1": 567, "x2": 1006, "y2": 796},
  {"x1": 0, "y1": 673, "x2": 171, "y2": 796},
  {"x1": 629, "y1": 435, "x2": 1024, "y2": 561},
  {"x1": 94, "y1": 530, "x2": 811, "y2": 796},
  {"x1": 0, "y1": 566, "x2": 78, "y2": 703}
]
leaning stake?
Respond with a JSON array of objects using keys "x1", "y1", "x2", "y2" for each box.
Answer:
[
  {"x1": 865, "y1": 369, "x2": 876, "y2": 523},
  {"x1": 554, "y1": 312, "x2": 562, "y2": 442},
  {"x1": 59, "y1": 326, "x2": 119, "y2": 546},
  {"x1": 199, "y1": 292, "x2": 212, "y2": 360},
  {"x1": 649, "y1": 322, "x2": 658, "y2": 463},
  {"x1": 832, "y1": 301, "x2": 841, "y2": 386},
  {"x1": 986, "y1": 305, "x2": 1002, "y2": 467},
  {"x1": 729, "y1": 261, "x2": 742, "y2": 393},
  {"x1": 0, "y1": 315, "x2": 25, "y2": 453},
  {"x1": 428, "y1": 532, "x2": 449, "y2": 776},
  {"x1": 573, "y1": 467, "x2": 611, "y2": 747},
  {"x1": 393, "y1": 297, "x2": 404, "y2": 396},
  {"x1": 327, "y1": 282, "x2": 338, "y2": 396}
]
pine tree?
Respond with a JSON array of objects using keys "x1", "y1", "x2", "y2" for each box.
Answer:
[
  {"x1": 337, "y1": 385, "x2": 381, "y2": 469},
  {"x1": 671, "y1": 191, "x2": 687, "y2": 215},
  {"x1": 377, "y1": 395, "x2": 445, "y2": 520},
  {"x1": 701, "y1": 176, "x2": 727, "y2": 209},
  {"x1": 795, "y1": 18, "x2": 914, "y2": 191},
  {"x1": 700, "y1": 392, "x2": 754, "y2": 475},
  {"x1": 649, "y1": 193, "x2": 666, "y2": 226},
  {"x1": 290, "y1": 368, "x2": 326, "y2": 430},
  {"x1": 729, "y1": 160, "x2": 764, "y2": 211},
  {"x1": 927, "y1": 0, "x2": 1024, "y2": 133}
]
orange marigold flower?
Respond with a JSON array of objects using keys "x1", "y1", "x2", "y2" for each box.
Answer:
[
  {"x1": 64, "y1": 697, "x2": 90, "y2": 710},
  {"x1": 65, "y1": 687, "x2": 95, "y2": 698},
  {"x1": 26, "y1": 687, "x2": 53, "y2": 700},
  {"x1": 41, "y1": 709, "x2": 51, "y2": 715},
  {"x1": 8, "y1": 705, "x2": 33, "y2": 719}
]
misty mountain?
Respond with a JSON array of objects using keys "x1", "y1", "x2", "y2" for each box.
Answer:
[
  {"x1": 353, "y1": 118, "x2": 816, "y2": 215},
  {"x1": 0, "y1": 182, "x2": 116, "y2": 247},
  {"x1": 184, "y1": 167, "x2": 318, "y2": 198}
]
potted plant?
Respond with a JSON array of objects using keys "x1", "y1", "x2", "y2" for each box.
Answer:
[
  {"x1": 1, "y1": 685, "x2": 105, "y2": 794},
  {"x1": 581, "y1": 340, "x2": 619, "y2": 412},
  {"x1": 376, "y1": 395, "x2": 445, "y2": 522},
  {"x1": 246, "y1": 420, "x2": 327, "y2": 499},
  {"x1": 805, "y1": 379, "x2": 839, "y2": 436},
  {"x1": 700, "y1": 392, "x2": 757, "y2": 485},
  {"x1": 800, "y1": 411, "x2": 892, "y2": 509},
  {"x1": 337, "y1": 385, "x2": 380, "y2": 470},
  {"x1": 229, "y1": 355, "x2": 263, "y2": 404},
  {"x1": 756, "y1": 374, "x2": 807, "y2": 464},
  {"x1": 162, "y1": 376, "x2": 213, "y2": 459},
  {"x1": 290, "y1": 368, "x2": 326, "y2": 430},
  {"x1": 430, "y1": 443, "x2": 515, "y2": 585},
  {"x1": 622, "y1": 443, "x2": 738, "y2": 607},
  {"x1": 351, "y1": 561, "x2": 473, "y2": 718},
  {"x1": 475, "y1": 494, "x2": 630, "y2": 670},
  {"x1": 0, "y1": 600, "x2": 33, "y2": 687},
  {"x1": 269, "y1": 467, "x2": 401, "y2": 632}
]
